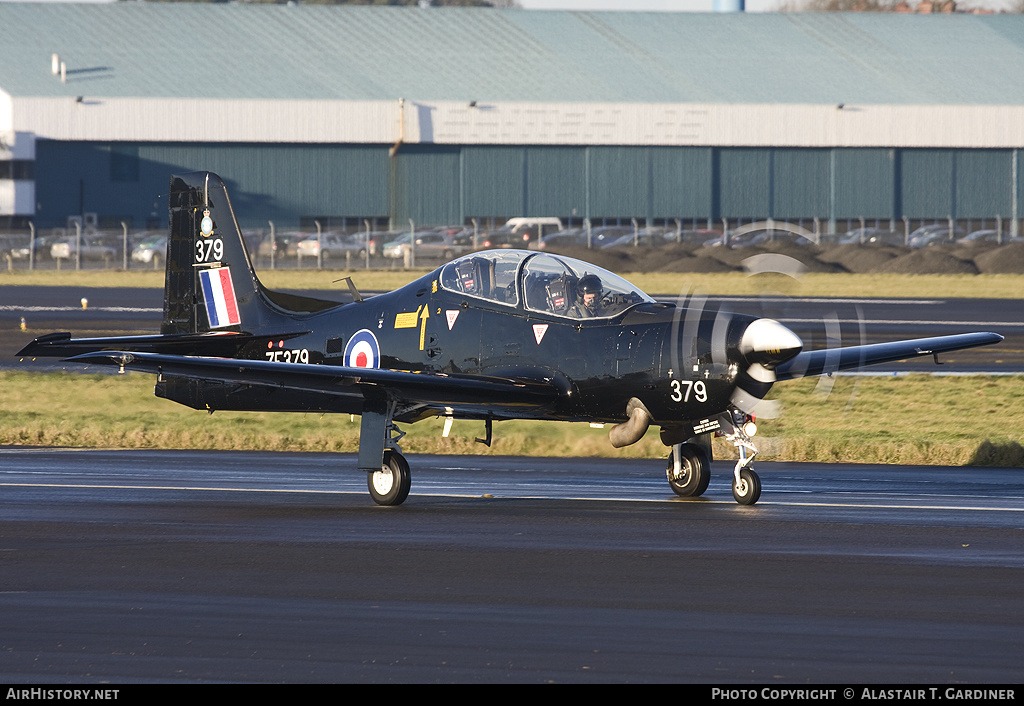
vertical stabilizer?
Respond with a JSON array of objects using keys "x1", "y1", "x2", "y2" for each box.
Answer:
[
  {"x1": 163, "y1": 172, "x2": 262, "y2": 335},
  {"x1": 161, "y1": 171, "x2": 339, "y2": 336}
]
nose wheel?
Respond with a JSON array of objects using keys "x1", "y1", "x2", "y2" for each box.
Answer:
[
  {"x1": 732, "y1": 466, "x2": 761, "y2": 505},
  {"x1": 722, "y1": 410, "x2": 763, "y2": 506}
]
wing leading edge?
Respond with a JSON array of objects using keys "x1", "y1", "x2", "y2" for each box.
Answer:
[{"x1": 774, "y1": 332, "x2": 1003, "y2": 381}]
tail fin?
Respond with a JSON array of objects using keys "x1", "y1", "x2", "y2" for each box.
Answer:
[
  {"x1": 163, "y1": 172, "x2": 338, "y2": 335},
  {"x1": 16, "y1": 171, "x2": 341, "y2": 361}
]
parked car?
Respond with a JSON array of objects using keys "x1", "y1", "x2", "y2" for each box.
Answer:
[
  {"x1": 241, "y1": 231, "x2": 265, "y2": 254},
  {"x1": 908, "y1": 224, "x2": 964, "y2": 248},
  {"x1": 749, "y1": 231, "x2": 816, "y2": 248},
  {"x1": 709, "y1": 229, "x2": 764, "y2": 248},
  {"x1": 256, "y1": 231, "x2": 309, "y2": 259},
  {"x1": 532, "y1": 228, "x2": 586, "y2": 250},
  {"x1": 382, "y1": 230, "x2": 470, "y2": 260},
  {"x1": 960, "y1": 229, "x2": 999, "y2": 244},
  {"x1": 0, "y1": 234, "x2": 29, "y2": 260},
  {"x1": 131, "y1": 235, "x2": 167, "y2": 265},
  {"x1": 958, "y1": 229, "x2": 1020, "y2": 245},
  {"x1": 295, "y1": 233, "x2": 370, "y2": 260},
  {"x1": 832, "y1": 228, "x2": 904, "y2": 246},
  {"x1": 8, "y1": 233, "x2": 62, "y2": 261},
  {"x1": 479, "y1": 217, "x2": 564, "y2": 248},
  {"x1": 50, "y1": 233, "x2": 121, "y2": 261},
  {"x1": 713, "y1": 229, "x2": 815, "y2": 249},
  {"x1": 600, "y1": 227, "x2": 690, "y2": 249}
]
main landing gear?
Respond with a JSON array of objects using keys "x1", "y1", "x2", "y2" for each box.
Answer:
[
  {"x1": 368, "y1": 450, "x2": 411, "y2": 506},
  {"x1": 666, "y1": 411, "x2": 762, "y2": 506},
  {"x1": 666, "y1": 443, "x2": 711, "y2": 498},
  {"x1": 360, "y1": 398, "x2": 414, "y2": 506}
]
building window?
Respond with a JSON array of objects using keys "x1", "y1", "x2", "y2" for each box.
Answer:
[{"x1": 0, "y1": 160, "x2": 34, "y2": 180}]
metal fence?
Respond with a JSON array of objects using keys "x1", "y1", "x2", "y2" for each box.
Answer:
[{"x1": 2, "y1": 215, "x2": 1020, "y2": 273}]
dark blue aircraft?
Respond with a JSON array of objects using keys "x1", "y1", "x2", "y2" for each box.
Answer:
[{"x1": 18, "y1": 172, "x2": 1003, "y2": 506}]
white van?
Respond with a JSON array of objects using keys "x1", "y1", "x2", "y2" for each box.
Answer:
[{"x1": 480, "y1": 217, "x2": 564, "y2": 248}]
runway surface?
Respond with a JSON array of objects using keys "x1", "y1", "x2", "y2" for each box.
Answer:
[
  {"x1": 1, "y1": 286, "x2": 1021, "y2": 682},
  {"x1": 1, "y1": 448, "x2": 1022, "y2": 683}
]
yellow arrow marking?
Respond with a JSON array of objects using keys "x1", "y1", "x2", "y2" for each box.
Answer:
[{"x1": 419, "y1": 305, "x2": 430, "y2": 350}]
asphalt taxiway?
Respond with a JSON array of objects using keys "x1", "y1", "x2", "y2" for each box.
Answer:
[
  {"x1": 1, "y1": 286, "x2": 1021, "y2": 682},
  {"x1": 1, "y1": 449, "x2": 1022, "y2": 683}
]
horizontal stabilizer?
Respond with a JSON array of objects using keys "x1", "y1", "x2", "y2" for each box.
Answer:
[{"x1": 17, "y1": 331, "x2": 307, "y2": 359}]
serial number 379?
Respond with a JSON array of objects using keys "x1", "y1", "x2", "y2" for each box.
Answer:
[
  {"x1": 670, "y1": 379, "x2": 708, "y2": 403},
  {"x1": 196, "y1": 238, "x2": 224, "y2": 263}
]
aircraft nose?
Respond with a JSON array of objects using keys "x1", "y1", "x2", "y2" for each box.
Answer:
[{"x1": 738, "y1": 318, "x2": 803, "y2": 370}]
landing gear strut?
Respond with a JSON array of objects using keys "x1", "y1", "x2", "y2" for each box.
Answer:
[
  {"x1": 732, "y1": 466, "x2": 761, "y2": 506},
  {"x1": 360, "y1": 397, "x2": 413, "y2": 506},
  {"x1": 724, "y1": 411, "x2": 761, "y2": 506}
]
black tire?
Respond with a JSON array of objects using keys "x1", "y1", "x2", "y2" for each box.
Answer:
[
  {"x1": 368, "y1": 451, "x2": 411, "y2": 506},
  {"x1": 666, "y1": 444, "x2": 711, "y2": 497},
  {"x1": 732, "y1": 467, "x2": 761, "y2": 506}
]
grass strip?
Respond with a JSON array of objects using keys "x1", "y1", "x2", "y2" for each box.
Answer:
[{"x1": 2, "y1": 371, "x2": 1021, "y2": 467}]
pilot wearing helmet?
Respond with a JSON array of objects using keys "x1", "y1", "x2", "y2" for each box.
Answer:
[{"x1": 572, "y1": 274, "x2": 602, "y2": 318}]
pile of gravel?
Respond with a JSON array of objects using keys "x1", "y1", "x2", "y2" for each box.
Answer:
[{"x1": 972, "y1": 243, "x2": 1024, "y2": 274}]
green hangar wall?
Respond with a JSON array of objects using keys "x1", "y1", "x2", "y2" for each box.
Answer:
[{"x1": 32, "y1": 141, "x2": 1023, "y2": 231}]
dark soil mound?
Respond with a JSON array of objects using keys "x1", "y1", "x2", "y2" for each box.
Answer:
[
  {"x1": 690, "y1": 245, "x2": 758, "y2": 269},
  {"x1": 544, "y1": 246, "x2": 634, "y2": 273},
  {"x1": 876, "y1": 248, "x2": 979, "y2": 275},
  {"x1": 816, "y1": 245, "x2": 903, "y2": 273},
  {"x1": 658, "y1": 255, "x2": 739, "y2": 273},
  {"x1": 972, "y1": 243, "x2": 1024, "y2": 274}
]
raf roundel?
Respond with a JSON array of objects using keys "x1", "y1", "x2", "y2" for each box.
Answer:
[{"x1": 343, "y1": 329, "x2": 380, "y2": 369}]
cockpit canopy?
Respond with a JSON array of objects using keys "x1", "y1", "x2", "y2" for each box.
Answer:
[{"x1": 439, "y1": 250, "x2": 654, "y2": 319}]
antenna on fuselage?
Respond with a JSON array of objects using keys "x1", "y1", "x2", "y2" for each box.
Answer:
[{"x1": 334, "y1": 276, "x2": 364, "y2": 303}]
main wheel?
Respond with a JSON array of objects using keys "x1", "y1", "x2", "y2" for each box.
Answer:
[
  {"x1": 666, "y1": 444, "x2": 711, "y2": 498},
  {"x1": 732, "y1": 467, "x2": 761, "y2": 506},
  {"x1": 368, "y1": 451, "x2": 411, "y2": 506}
]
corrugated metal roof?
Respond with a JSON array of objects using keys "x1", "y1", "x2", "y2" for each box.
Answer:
[{"x1": 1, "y1": 5, "x2": 1023, "y2": 105}]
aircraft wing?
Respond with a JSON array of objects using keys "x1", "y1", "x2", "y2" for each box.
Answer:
[
  {"x1": 774, "y1": 332, "x2": 1003, "y2": 381},
  {"x1": 66, "y1": 351, "x2": 561, "y2": 414}
]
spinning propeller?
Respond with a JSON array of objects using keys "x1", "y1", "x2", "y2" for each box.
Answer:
[
  {"x1": 729, "y1": 316, "x2": 803, "y2": 418},
  {"x1": 673, "y1": 253, "x2": 867, "y2": 421}
]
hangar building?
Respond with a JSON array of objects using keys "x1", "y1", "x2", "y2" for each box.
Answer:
[{"x1": 1, "y1": 4, "x2": 1023, "y2": 235}]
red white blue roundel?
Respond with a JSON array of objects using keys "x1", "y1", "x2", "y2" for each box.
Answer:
[{"x1": 343, "y1": 329, "x2": 380, "y2": 369}]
